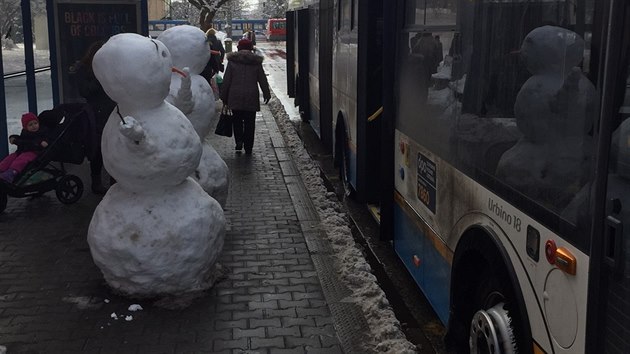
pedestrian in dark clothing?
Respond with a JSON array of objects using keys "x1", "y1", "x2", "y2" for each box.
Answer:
[
  {"x1": 219, "y1": 38, "x2": 271, "y2": 155},
  {"x1": 201, "y1": 28, "x2": 226, "y2": 84},
  {"x1": 0, "y1": 113, "x2": 48, "y2": 183},
  {"x1": 434, "y1": 35, "x2": 444, "y2": 65},
  {"x1": 77, "y1": 40, "x2": 116, "y2": 194},
  {"x1": 244, "y1": 27, "x2": 256, "y2": 47}
]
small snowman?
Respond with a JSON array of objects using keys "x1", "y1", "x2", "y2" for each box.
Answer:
[
  {"x1": 496, "y1": 26, "x2": 596, "y2": 208},
  {"x1": 87, "y1": 33, "x2": 225, "y2": 297},
  {"x1": 157, "y1": 25, "x2": 229, "y2": 208}
]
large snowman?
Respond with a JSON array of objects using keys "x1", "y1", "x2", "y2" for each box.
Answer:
[
  {"x1": 496, "y1": 25, "x2": 596, "y2": 208},
  {"x1": 157, "y1": 25, "x2": 229, "y2": 208},
  {"x1": 87, "y1": 33, "x2": 225, "y2": 297}
]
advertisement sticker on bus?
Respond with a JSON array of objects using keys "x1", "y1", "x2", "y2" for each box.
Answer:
[{"x1": 417, "y1": 152, "x2": 436, "y2": 213}]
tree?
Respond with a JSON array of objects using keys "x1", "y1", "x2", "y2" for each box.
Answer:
[
  {"x1": 0, "y1": 0, "x2": 22, "y2": 42},
  {"x1": 259, "y1": 0, "x2": 288, "y2": 19},
  {"x1": 187, "y1": 0, "x2": 232, "y2": 32},
  {"x1": 170, "y1": 0, "x2": 201, "y2": 23},
  {"x1": 0, "y1": 0, "x2": 45, "y2": 46}
]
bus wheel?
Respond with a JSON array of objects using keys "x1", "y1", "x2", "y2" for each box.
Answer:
[
  {"x1": 469, "y1": 276, "x2": 518, "y2": 354},
  {"x1": 337, "y1": 139, "x2": 355, "y2": 199},
  {"x1": 469, "y1": 302, "x2": 517, "y2": 354}
]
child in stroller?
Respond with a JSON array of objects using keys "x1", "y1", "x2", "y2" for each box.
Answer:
[
  {"x1": 0, "y1": 112, "x2": 49, "y2": 182},
  {"x1": 0, "y1": 104, "x2": 94, "y2": 213}
]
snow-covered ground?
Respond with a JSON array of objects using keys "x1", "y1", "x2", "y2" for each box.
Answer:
[
  {"x1": 262, "y1": 44, "x2": 418, "y2": 353},
  {"x1": 1, "y1": 43, "x2": 51, "y2": 74},
  {"x1": 266, "y1": 96, "x2": 418, "y2": 353}
]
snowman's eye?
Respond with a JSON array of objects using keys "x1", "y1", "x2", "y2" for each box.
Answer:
[{"x1": 161, "y1": 50, "x2": 167, "y2": 58}]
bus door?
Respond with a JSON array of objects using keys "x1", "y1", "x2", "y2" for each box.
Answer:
[
  {"x1": 287, "y1": 12, "x2": 296, "y2": 97},
  {"x1": 296, "y1": 8, "x2": 311, "y2": 121},
  {"x1": 318, "y1": 0, "x2": 334, "y2": 150},
  {"x1": 356, "y1": 0, "x2": 383, "y2": 204},
  {"x1": 589, "y1": 1, "x2": 630, "y2": 351}
]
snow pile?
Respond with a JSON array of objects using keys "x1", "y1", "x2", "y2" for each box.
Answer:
[{"x1": 267, "y1": 98, "x2": 418, "y2": 354}]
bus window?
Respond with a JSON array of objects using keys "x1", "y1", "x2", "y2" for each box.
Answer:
[
  {"x1": 405, "y1": 0, "x2": 456, "y2": 27},
  {"x1": 396, "y1": 1, "x2": 598, "y2": 240}
]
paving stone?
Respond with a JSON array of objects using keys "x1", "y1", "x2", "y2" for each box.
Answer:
[
  {"x1": 250, "y1": 317, "x2": 282, "y2": 328},
  {"x1": 0, "y1": 100, "x2": 351, "y2": 353},
  {"x1": 234, "y1": 326, "x2": 266, "y2": 339},
  {"x1": 251, "y1": 336, "x2": 285, "y2": 350}
]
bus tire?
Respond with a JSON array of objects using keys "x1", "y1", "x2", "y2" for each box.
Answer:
[
  {"x1": 336, "y1": 125, "x2": 355, "y2": 199},
  {"x1": 448, "y1": 231, "x2": 532, "y2": 354},
  {"x1": 468, "y1": 269, "x2": 518, "y2": 354}
]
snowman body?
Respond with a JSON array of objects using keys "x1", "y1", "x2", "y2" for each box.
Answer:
[
  {"x1": 158, "y1": 25, "x2": 229, "y2": 207},
  {"x1": 101, "y1": 102, "x2": 201, "y2": 192},
  {"x1": 496, "y1": 26, "x2": 596, "y2": 208},
  {"x1": 87, "y1": 33, "x2": 225, "y2": 297}
]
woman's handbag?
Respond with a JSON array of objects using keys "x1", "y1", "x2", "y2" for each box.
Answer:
[{"x1": 215, "y1": 106, "x2": 233, "y2": 137}]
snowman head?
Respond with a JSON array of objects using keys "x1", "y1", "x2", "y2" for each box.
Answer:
[
  {"x1": 520, "y1": 25, "x2": 585, "y2": 75},
  {"x1": 93, "y1": 33, "x2": 173, "y2": 110},
  {"x1": 157, "y1": 25, "x2": 211, "y2": 75}
]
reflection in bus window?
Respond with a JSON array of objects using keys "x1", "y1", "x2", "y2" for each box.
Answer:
[
  {"x1": 396, "y1": 0, "x2": 598, "y2": 235},
  {"x1": 405, "y1": 0, "x2": 457, "y2": 27},
  {"x1": 496, "y1": 26, "x2": 597, "y2": 212}
]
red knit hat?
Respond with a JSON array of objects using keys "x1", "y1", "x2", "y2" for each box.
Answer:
[
  {"x1": 237, "y1": 38, "x2": 253, "y2": 51},
  {"x1": 21, "y1": 112, "x2": 38, "y2": 129}
]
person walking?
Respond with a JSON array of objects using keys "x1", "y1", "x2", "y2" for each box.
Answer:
[
  {"x1": 201, "y1": 28, "x2": 226, "y2": 85},
  {"x1": 219, "y1": 38, "x2": 271, "y2": 155},
  {"x1": 244, "y1": 26, "x2": 256, "y2": 47},
  {"x1": 77, "y1": 40, "x2": 116, "y2": 194}
]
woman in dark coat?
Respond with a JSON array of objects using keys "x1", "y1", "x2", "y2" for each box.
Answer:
[
  {"x1": 200, "y1": 28, "x2": 226, "y2": 85},
  {"x1": 220, "y1": 38, "x2": 271, "y2": 154},
  {"x1": 77, "y1": 40, "x2": 116, "y2": 194}
]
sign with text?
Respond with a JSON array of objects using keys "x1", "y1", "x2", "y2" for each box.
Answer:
[
  {"x1": 416, "y1": 152, "x2": 436, "y2": 213},
  {"x1": 53, "y1": 1, "x2": 142, "y2": 103}
]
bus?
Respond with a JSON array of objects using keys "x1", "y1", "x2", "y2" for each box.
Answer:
[
  {"x1": 287, "y1": 0, "x2": 630, "y2": 353},
  {"x1": 148, "y1": 19, "x2": 189, "y2": 38},
  {"x1": 211, "y1": 19, "x2": 267, "y2": 40},
  {"x1": 266, "y1": 18, "x2": 286, "y2": 41}
]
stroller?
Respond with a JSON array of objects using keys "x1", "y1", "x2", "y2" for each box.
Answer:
[{"x1": 0, "y1": 104, "x2": 96, "y2": 213}]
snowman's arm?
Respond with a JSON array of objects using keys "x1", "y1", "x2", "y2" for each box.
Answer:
[
  {"x1": 119, "y1": 116, "x2": 145, "y2": 145},
  {"x1": 173, "y1": 67, "x2": 194, "y2": 115},
  {"x1": 550, "y1": 67, "x2": 582, "y2": 114}
]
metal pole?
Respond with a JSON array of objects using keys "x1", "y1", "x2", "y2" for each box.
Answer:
[
  {"x1": 46, "y1": 0, "x2": 59, "y2": 106},
  {"x1": 423, "y1": 0, "x2": 427, "y2": 25},
  {"x1": 0, "y1": 39, "x2": 7, "y2": 157},
  {"x1": 21, "y1": 0, "x2": 38, "y2": 114}
]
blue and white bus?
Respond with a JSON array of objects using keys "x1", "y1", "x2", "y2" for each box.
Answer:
[
  {"x1": 287, "y1": 0, "x2": 630, "y2": 353},
  {"x1": 148, "y1": 19, "x2": 188, "y2": 38},
  {"x1": 211, "y1": 19, "x2": 267, "y2": 40}
]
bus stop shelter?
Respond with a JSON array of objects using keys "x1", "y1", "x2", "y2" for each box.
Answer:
[{"x1": 0, "y1": 0, "x2": 147, "y2": 157}]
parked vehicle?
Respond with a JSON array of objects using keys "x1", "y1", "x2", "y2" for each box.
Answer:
[
  {"x1": 266, "y1": 18, "x2": 286, "y2": 41},
  {"x1": 287, "y1": 0, "x2": 630, "y2": 353}
]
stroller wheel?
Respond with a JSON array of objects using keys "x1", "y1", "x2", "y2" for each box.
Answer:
[
  {"x1": 55, "y1": 175, "x2": 83, "y2": 204},
  {"x1": 0, "y1": 193, "x2": 6, "y2": 213}
]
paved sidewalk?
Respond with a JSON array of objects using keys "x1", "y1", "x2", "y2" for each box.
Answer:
[{"x1": 0, "y1": 104, "x2": 350, "y2": 353}]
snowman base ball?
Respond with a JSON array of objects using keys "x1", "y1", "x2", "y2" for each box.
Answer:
[
  {"x1": 87, "y1": 178, "x2": 225, "y2": 297},
  {"x1": 194, "y1": 143, "x2": 229, "y2": 208}
]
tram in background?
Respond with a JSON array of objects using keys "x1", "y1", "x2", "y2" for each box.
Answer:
[
  {"x1": 287, "y1": 0, "x2": 630, "y2": 353},
  {"x1": 266, "y1": 18, "x2": 287, "y2": 41},
  {"x1": 148, "y1": 19, "x2": 189, "y2": 38},
  {"x1": 211, "y1": 19, "x2": 267, "y2": 40}
]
